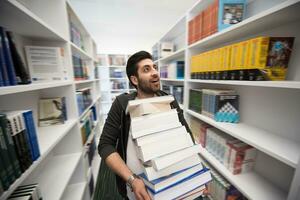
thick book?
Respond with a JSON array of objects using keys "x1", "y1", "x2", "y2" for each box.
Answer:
[
  {"x1": 22, "y1": 110, "x2": 41, "y2": 161},
  {"x1": 143, "y1": 154, "x2": 202, "y2": 181},
  {"x1": 6, "y1": 31, "x2": 31, "y2": 84},
  {"x1": 175, "y1": 185, "x2": 206, "y2": 200},
  {"x1": 147, "y1": 167, "x2": 211, "y2": 200},
  {"x1": 130, "y1": 109, "x2": 181, "y2": 139},
  {"x1": 136, "y1": 126, "x2": 187, "y2": 147},
  {"x1": 152, "y1": 144, "x2": 202, "y2": 171},
  {"x1": 38, "y1": 97, "x2": 65, "y2": 126},
  {"x1": 137, "y1": 129, "x2": 194, "y2": 162},
  {"x1": 0, "y1": 27, "x2": 10, "y2": 86},
  {"x1": 141, "y1": 164, "x2": 204, "y2": 193},
  {"x1": 126, "y1": 95, "x2": 174, "y2": 117},
  {"x1": 0, "y1": 27, "x2": 17, "y2": 85},
  {"x1": 0, "y1": 114, "x2": 22, "y2": 179}
]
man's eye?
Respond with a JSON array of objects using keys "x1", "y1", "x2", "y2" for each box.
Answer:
[{"x1": 144, "y1": 67, "x2": 150, "y2": 72}]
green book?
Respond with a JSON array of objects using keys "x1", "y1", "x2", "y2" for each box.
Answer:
[
  {"x1": 0, "y1": 114, "x2": 22, "y2": 179},
  {"x1": 0, "y1": 123, "x2": 16, "y2": 185},
  {"x1": 0, "y1": 155, "x2": 9, "y2": 190}
]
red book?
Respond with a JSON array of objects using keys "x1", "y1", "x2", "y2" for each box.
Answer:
[
  {"x1": 188, "y1": 19, "x2": 193, "y2": 45},
  {"x1": 195, "y1": 13, "x2": 203, "y2": 42},
  {"x1": 202, "y1": 6, "x2": 210, "y2": 39},
  {"x1": 210, "y1": 0, "x2": 219, "y2": 35}
]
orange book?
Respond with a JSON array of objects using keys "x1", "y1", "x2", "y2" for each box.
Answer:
[
  {"x1": 194, "y1": 13, "x2": 203, "y2": 42},
  {"x1": 210, "y1": 0, "x2": 219, "y2": 35},
  {"x1": 188, "y1": 19, "x2": 193, "y2": 45},
  {"x1": 202, "y1": 7, "x2": 210, "y2": 39}
]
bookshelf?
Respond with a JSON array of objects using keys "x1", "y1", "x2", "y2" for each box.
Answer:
[
  {"x1": 153, "y1": 0, "x2": 300, "y2": 199},
  {"x1": 0, "y1": 0, "x2": 101, "y2": 199}
]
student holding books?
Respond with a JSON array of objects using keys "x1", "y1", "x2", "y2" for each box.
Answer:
[{"x1": 98, "y1": 51, "x2": 193, "y2": 200}]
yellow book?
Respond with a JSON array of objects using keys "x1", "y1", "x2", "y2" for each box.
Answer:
[
  {"x1": 237, "y1": 40, "x2": 250, "y2": 70},
  {"x1": 248, "y1": 36, "x2": 270, "y2": 69},
  {"x1": 230, "y1": 43, "x2": 239, "y2": 71},
  {"x1": 224, "y1": 45, "x2": 232, "y2": 71},
  {"x1": 220, "y1": 47, "x2": 225, "y2": 71}
]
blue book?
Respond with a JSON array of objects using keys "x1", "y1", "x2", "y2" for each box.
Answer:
[
  {"x1": 218, "y1": 0, "x2": 246, "y2": 31},
  {"x1": 176, "y1": 61, "x2": 185, "y2": 79},
  {"x1": 22, "y1": 110, "x2": 40, "y2": 161},
  {"x1": 0, "y1": 27, "x2": 17, "y2": 85},
  {"x1": 91, "y1": 106, "x2": 97, "y2": 121},
  {"x1": 0, "y1": 28, "x2": 9, "y2": 86},
  {"x1": 146, "y1": 168, "x2": 211, "y2": 200},
  {"x1": 140, "y1": 164, "x2": 206, "y2": 193}
]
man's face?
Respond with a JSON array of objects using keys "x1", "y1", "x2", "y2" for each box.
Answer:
[{"x1": 135, "y1": 58, "x2": 160, "y2": 94}]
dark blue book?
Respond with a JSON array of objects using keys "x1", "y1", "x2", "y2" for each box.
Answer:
[
  {"x1": 91, "y1": 106, "x2": 97, "y2": 121},
  {"x1": 0, "y1": 27, "x2": 17, "y2": 85},
  {"x1": 0, "y1": 28, "x2": 9, "y2": 86},
  {"x1": 22, "y1": 110, "x2": 40, "y2": 161}
]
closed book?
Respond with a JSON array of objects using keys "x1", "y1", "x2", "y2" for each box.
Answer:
[
  {"x1": 22, "y1": 110, "x2": 40, "y2": 161},
  {"x1": 126, "y1": 95, "x2": 174, "y2": 118},
  {"x1": 0, "y1": 151, "x2": 10, "y2": 190},
  {"x1": 0, "y1": 27, "x2": 17, "y2": 85},
  {"x1": 0, "y1": 121, "x2": 16, "y2": 185},
  {"x1": 141, "y1": 163, "x2": 204, "y2": 193},
  {"x1": 130, "y1": 109, "x2": 181, "y2": 139},
  {"x1": 147, "y1": 167, "x2": 211, "y2": 200},
  {"x1": 175, "y1": 185, "x2": 206, "y2": 200},
  {"x1": 137, "y1": 130, "x2": 193, "y2": 162},
  {"x1": 0, "y1": 27, "x2": 10, "y2": 86},
  {"x1": 136, "y1": 126, "x2": 186, "y2": 147},
  {"x1": 143, "y1": 154, "x2": 202, "y2": 181},
  {"x1": 152, "y1": 144, "x2": 202, "y2": 171},
  {"x1": 6, "y1": 31, "x2": 31, "y2": 84},
  {"x1": 0, "y1": 114, "x2": 22, "y2": 179}
]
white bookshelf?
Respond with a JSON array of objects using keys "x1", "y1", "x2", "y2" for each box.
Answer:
[
  {"x1": 0, "y1": 0, "x2": 101, "y2": 199},
  {"x1": 152, "y1": 0, "x2": 300, "y2": 199},
  {"x1": 160, "y1": 78, "x2": 184, "y2": 82}
]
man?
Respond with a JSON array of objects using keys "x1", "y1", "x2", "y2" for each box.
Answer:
[{"x1": 98, "y1": 51, "x2": 193, "y2": 200}]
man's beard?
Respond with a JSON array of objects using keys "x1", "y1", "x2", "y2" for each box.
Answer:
[{"x1": 137, "y1": 77, "x2": 160, "y2": 95}]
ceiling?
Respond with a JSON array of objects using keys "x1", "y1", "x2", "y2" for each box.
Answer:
[{"x1": 69, "y1": 0, "x2": 198, "y2": 54}]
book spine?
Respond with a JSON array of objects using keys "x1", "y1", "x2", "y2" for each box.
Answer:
[
  {"x1": 0, "y1": 115, "x2": 22, "y2": 179},
  {"x1": 0, "y1": 27, "x2": 17, "y2": 85},
  {"x1": 0, "y1": 27, "x2": 10, "y2": 86},
  {"x1": 62, "y1": 97, "x2": 68, "y2": 121},
  {"x1": 0, "y1": 121, "x2": 16, "y2": 185},
  {"x1": 23, "y1": 111, "x2": 40, "y2": 161},
  {"x1": 6, "y1": 31, "x2": 31, "y2": 84}
]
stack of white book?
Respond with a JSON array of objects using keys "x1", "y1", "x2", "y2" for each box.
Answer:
[{"x1": 126, "y1": 96, "x2": 211, "y2": 200}]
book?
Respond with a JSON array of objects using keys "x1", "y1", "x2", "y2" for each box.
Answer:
[
  {"x1": 175, "y1": 185, "x2": 206, "y2": 200},
  {"x1": 130, "y1": 109, "x2": 181, "y2": 139},
  {"x1": 38, "y1": 97, "x2": 65, "y2": 126},
  {"x1": 152, "y1": 144, "x2": 202, "y2": 171},
  {"x1": 137, "y1": 128, "x2": 194, "y2": 162},
  {"x1": 143, "y1": 154, "x2": 202, "y2": 181},
  {"x1": 0, "y1": 139, "x2": 12, "y2": 190},
  {"x1": 22, "y1": 110, "x2": 40, "y2": 161},
  {"x1": 0, "y1": 27, "x2": 17, "y2": 85},
  {"x1": 25, "y1": 46, "x2": 67, "y2": 82},
  {"x1": 141, "y1": 164, "x2": 204, "y2": 193},
  {"x1": 147, "y1": 168, "x2": 211, "y2": 200},
  {"x1": 189, "y1": 89, "x2": 202, "y2": 113},
  {"x1": 0, "y1": 114, "x2": 22, "y2": 179},
  {"x1": 6, "y1": 31, "x2": 31, "y2": 84},
  {"x1": 126, "y1": 95, "x2": 174, "y2": 117},
  {"x1": 0, "y1": 181, "x2": 3, "y2": 195},
  {"x1": 0, "y1": 27, "x2": 10, "y2": 86},
  {"x1": 218, "y1": 0, "x2": 246, "y2": 31}
]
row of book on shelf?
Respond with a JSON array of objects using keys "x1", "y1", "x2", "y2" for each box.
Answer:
[
  {"x1": 76, "y1": 87, "x2": 93, "y2": 116},
  {"x1": 162, "y1": 84, "x2": 184, "y2": 105},
  {"x1": 189, "y1": 88, "x2": 240, "y2": 123},
  {"x1": 70, "y1": 21, "x2": 85, "y2": 51},
  {"x1": 5, "y1": 183, "x2": 42, "y2": 200},
  {"x1": 80, "y1": 105, "x2": 98, "y2": 146},
  {"x1": 126, "y1": 96, "x2": 211, "y2": 200},
  {"x1": 189, "y1": 0, "x2": 246, "y2": 45},
  {"x1": 72, "y1": 53, "x2": 90, "y2": 81},
  {"x1": 0, "y1": 110, "x2": 40, "y2": 194},
  {"x1": 190, "y1": 36, "x2": 295, "y2": 81},
  {"x1": 160, "y1": 61, "x2": 185, "y2": 80},
  {"x1": 97, "y1": 54, "x2": 128, "y2": 66},
  {"x1": 152, "y1": 42, "x2": 180, "y2": 61}
]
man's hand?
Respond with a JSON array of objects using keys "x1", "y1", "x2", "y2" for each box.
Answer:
[{"x1": 132, "y1": 178, "x2": 151, "y2": 200}]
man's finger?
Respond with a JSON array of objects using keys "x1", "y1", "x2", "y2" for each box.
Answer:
[
  {"x1": 140, "y1": 190, "x2": 151, "y2": 200},
  {"x1": 135, "y1": 192, "x2": 143, "y2": 200}
]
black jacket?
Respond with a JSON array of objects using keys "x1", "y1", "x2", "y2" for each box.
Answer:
[{"x1": 98, "y1": 90, "x2": 194, "y2": 197}]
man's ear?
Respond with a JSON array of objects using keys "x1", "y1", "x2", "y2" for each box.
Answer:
[{"x1": 130, "y1": 75, "x2": 138, "y2": 87}]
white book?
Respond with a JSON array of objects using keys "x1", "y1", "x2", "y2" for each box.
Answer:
[
  {"x1": 126, "y1": 95, "x2": 174, "y2": 117},
  {"x1": 130, "y1": 109, "x2": 181, "y2": 139},
  {"x1": 137, "y1": 130, "x2": 193, "y2": 162},
  {"x1": 142, "y1": 164, "x2": 204, "y2": 193},
  {"x1": 147, "y1": 168, "x2": 211, "y2": 200},
  {"x1": 143, "y1": 154, "x2": 202, "y2": 181},
  {"x1": 152, "y1": 144, "x2": 202, "y2": 171},
  {"x1": 174, "y1": 185, "x2": 206, "y2": 200},
  {"x1": 136, "y1": 126, "x2": 186, "y2": 147},
  {"x1": 25, "y1": 46, "x2": 67, "y2": 82}
]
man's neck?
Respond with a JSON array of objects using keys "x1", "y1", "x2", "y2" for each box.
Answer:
[{"x1": 136, "y1": 89, "x2": 156, "y2": 99}]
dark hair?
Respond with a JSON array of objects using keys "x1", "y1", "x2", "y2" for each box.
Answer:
[{"x1": 126, "y1": 51, "x2": 153, "y2": 88}]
